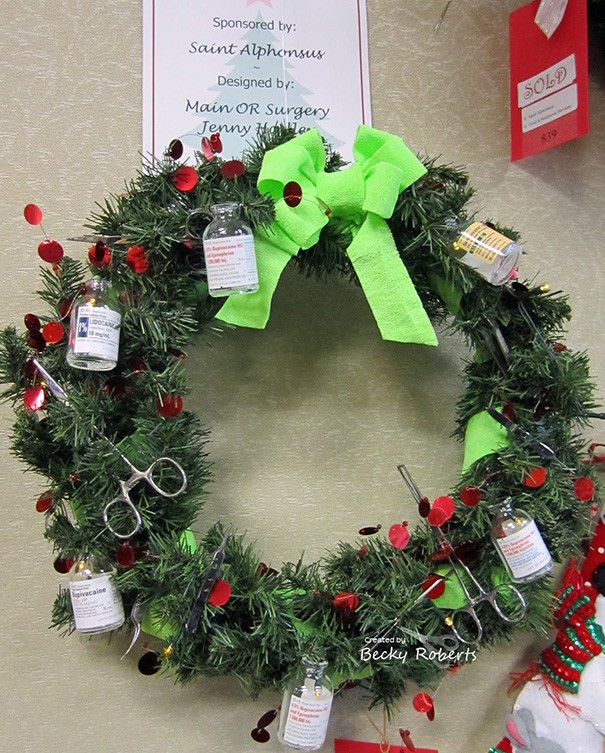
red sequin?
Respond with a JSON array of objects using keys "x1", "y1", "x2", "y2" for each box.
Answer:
[
  {"x1": 412, "y1": 692, "x2": 434, "y2": 714},
  {"x1": 283, "y1": 181, "x2": 303, "y2": 207},
  {"x1": 24, "y1": 313, "x2": 41, "y2": 332},
  {"x1": 421, "y1": 574, "x2": 446, "y2": 600},
  {"x1": 427, "y1": 496, "x2": 456, "y2": 526},
  {"x1": 459, "y1": 486, "x2": 482, "y2": 507},
  {"x1": 116, "y1": 542, "x2": 136, "y2": 568},
  {"x1": 523, "y1": 467, "x2": 547, "y2": 488},
  {"x1": 388, "y1": 522, "x2": 410, "y2": 549},
  {"x1": 23, "y1": 204, "x2": 43, "y2": 225},
  {"x1": 172, "y1": 166, "x2": 199, "y2": 192},
  {"x1": 208, "y1": 578, "x2": 231, "y2": 607},
  {"x1": 167, "y1": 139, "x2": 184, "y2": 160},
  {"x1": 23, "y1": 386, "x2": 45, "y2": 411},
  {"x1": 42, "y1": 321, "x2": 65, "y2": 344},
  {"x1": 38, "y1": 239, "x2": 64, "y2": 264},
  {"x1": 156, "y1": 394, "x2": 183, "y2": 418},
  {"x1": 220, "y1": 160, "x2": 246, "y2": 180},
  {"x1": 35, "y1": 494, "x2": 53, "y2": 513},
  {"x1": 574, "y1": 477, "x2": 595, "y2": 502}
]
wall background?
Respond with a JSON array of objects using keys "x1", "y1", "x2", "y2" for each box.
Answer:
[{"x1": 0, "y1": 1, "x2": 603, "y2": 752}]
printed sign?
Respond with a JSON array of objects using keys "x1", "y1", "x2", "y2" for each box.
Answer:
[
  {"x1": 509, "y1": 0, "x2": 589, "y2": 161},
  {"x1": 143, "y1": 0, "x2": 371, "y2": 161}
]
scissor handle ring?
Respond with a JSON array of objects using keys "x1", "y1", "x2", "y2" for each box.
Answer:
[
  {"x1": 146, "y1": 457, "x2": 188, "y2": 497},
  {"x1": 490, "y1": 583, "x2": 527, "y2": 624},
  {"x1": 103, "y1": 497, "x2": 142, "y2": 540},
  {"x1": 450, "y1": 606, "x2": 483, "y2": 645}
]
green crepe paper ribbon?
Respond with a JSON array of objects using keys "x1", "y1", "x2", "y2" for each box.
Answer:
[
  {"x1": 140, "y1": 529, "x2": 197, "y2": 641},
  {"x1": 431, "y1": 564, "x2": 468, "y2": 611},
  {"x1": 216, "y1": 125, "x2": 437, "y2": 346},
  {"x1": 462, "y1": 408, "x2": 510, "y2": 473}
]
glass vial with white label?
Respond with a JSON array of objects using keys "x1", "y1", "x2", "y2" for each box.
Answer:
[
  {"x1": 491, "y1": 497, "x2": 552, "y2": 583},
  {"x1": 277, "y1": 658, "x2": 333, "y2": 751},
  {"x1": 202, "y1": 203, "x2": 259, "y2": 297},
  {"x1": 445, "y1": 218, "x2": 522, "y2": 286},
  {"x1": 68, "y1": 554, "x2": 125, "y2": 634},
  {"x1": 67, "y1": 277, "x2": 121, "y2": 370}
]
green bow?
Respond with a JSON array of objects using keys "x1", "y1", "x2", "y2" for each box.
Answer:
[{"x1": 216, "y1": 125, "x2": 437, "y2": 346}]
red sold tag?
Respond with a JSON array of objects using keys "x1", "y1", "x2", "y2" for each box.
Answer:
[
  {"x1": 509, "y1": 0, "x2": 589, "y2": 161},
  {"x1": 334, "y1": 739, "x2": 437, "y2": 753}
]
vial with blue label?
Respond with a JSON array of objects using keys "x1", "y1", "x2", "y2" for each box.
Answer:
[{"x1": 67, "y1": 277, "x2": 121, "y2": 370}]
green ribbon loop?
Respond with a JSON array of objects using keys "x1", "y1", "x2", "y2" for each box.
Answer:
[{"x1": 216, "y1": 126, "x2": 437, "y2": 346}]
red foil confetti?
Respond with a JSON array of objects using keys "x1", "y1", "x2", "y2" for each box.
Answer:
[
  {"x1": 208, "y1": 578, "x2": 232, "y2": 607},
  {"x1": 23, "y1": 204, "x2": 43, "y2": 225},
  {"x1": 38, "y1": 239, "x2": 64, "y2": 264},
  {"x1": 523, "y1": 467, "x2": 547, "y2": 488},
  {"x1": 283, "y1": 181, "x2": 303, "y2": 207},
  {"x1": 220, "y1": 160, "x2": 246, "y2": 180},
  {"x1": 172, "y1": 166, "x2": 199, "y2": 192},
  {"x1": 156, "y1": 394, "x2": 183, "y2": 419},
  {"x1": 126, "y1": 245, "x2": 150, "y2": 274},
  {"x1": 23, "y1": 385, "x2": 45, "y2": 411},
  {"x1": 574, "y1": 476, "x2": 595, "y2": 501},
  {"x1": 42, "y1": 321, "x2": 64, "y2": 344},
  {"x1": 459, "y1": 486, "x2": 482, "y2": 507},
  {"x1": 35, "y1": 493, "x2": 53, "y2": 513},
  {"x1": 358, "y1": 545, "x2": 369, "y2": 559},
  {"x1": 388, "y1": 521, "x2": 410, "y2": 549}
]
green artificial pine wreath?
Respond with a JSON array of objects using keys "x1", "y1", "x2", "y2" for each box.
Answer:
[{"x1": 0, "y1": 125, "x2": 600, "y2": 718}]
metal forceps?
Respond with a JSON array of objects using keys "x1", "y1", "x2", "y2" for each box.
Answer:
[
  {"x1": 101, "y1": 442, "x2": 187, "y2": 540},
  {"x1": 396, "y1": 463, "x2": 527, "y2": 644},
  {"x1": 31, "y1": 359, "x2": 188, "y2": 539},
  {"x1": 433, "y1": 527, "x2": 527, "y2": 644}
]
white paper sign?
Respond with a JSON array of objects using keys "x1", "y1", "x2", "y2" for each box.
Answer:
[
  {"x1": 516, "y1": 53, "x2": 576, "y2": 108},
  {"x1": 143, "y1": 0, "x2": 372, "y2": 161}
]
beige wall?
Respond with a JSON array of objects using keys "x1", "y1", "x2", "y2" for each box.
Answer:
[{"x1": 1, "y1": 2, "x2": 604, "y2": 752}]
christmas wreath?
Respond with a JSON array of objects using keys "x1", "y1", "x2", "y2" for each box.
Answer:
[{"x1": 0, "y1": 125, "x2": 600, "y2": 733}]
